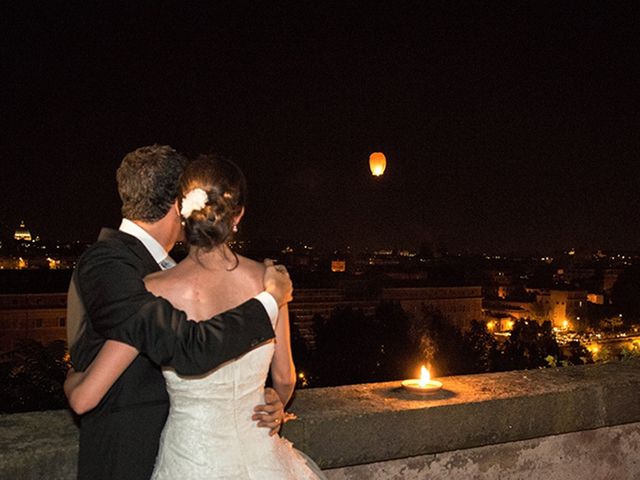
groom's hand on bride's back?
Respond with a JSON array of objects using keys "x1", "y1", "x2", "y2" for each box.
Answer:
[{"x1": 263, "y1": 259, "x2": 293, "y2": 306}]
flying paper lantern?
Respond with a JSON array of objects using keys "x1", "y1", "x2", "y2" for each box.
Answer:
[{"x1": 369, "y1": 152, "x2": 387, "y2": 176}]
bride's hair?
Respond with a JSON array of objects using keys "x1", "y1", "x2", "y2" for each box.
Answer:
[{"x1": 179, "y1": 154, "x2": 247, "y2": 251}]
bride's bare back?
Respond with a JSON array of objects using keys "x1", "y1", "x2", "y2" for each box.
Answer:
[{"x1": 144, "y1": 248, "x2": 265, "y2": 322}]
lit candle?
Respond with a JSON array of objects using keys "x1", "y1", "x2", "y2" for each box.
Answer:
[{"x1": 402, "y1": 365, "x2": 443, "y2": 394}]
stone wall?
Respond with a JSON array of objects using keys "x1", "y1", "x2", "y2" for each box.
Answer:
[
  {"x1": 325, "y1": 423, "x2": 640, "y2": 479},
  {"x1": 2, "y1": 360, "x2": 639, "y2": 479}
]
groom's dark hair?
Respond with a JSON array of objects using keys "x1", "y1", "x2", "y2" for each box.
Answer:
[{"x1": 117, "y1": 144, "x2": 187, "y2": 222}]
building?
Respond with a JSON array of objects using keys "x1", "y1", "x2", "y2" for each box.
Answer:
[
  {"x1": 0, "y1": 293, "x2": 67, "y2": 352},
  {"x1": 290, "y1": 287, "x2": 483, "y2": 338},
  {"x1": 0, "y1": 285, "x2": 484, "y2": 353},
  {"x1": 533, "y1": 288, "x2": 587, "y2": 330},
  {"x1": 483, "y1": 299, "x2": 533, "y2": 331},
  {"x1": 13, "y1": 221, "x2": 32, "y2": 242},
  {"x1": 330, "y1": 260, "x2": 346, "y2": 272},
  {"x1": 381, "y1": 286, "x2": 483, "y2": 332}
]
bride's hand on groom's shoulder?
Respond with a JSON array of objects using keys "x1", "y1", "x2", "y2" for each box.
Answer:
[{"x1": 263, "y1": 259, "x2": 293, "y2": 306}]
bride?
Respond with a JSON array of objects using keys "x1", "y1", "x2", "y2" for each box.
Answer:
[{"x1": 65, "y1": 154, "x2": 325, "y2": 479}]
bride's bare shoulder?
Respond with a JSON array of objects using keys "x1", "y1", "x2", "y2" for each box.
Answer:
[
  {"x1": 143, "y1": 271, "x2": 168, "y2": 297},
  {"x1": 144, "y1": 270, "x2": 164, "y2": 287},
  {"x1": 237, "y1": 255, "x2": 266, "y2": 281},
  {"x1": 144, "y1": 267, "x2": 182, "y2": 296}
]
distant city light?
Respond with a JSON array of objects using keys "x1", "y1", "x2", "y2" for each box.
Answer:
[
  {"x1": 331, "y1": 260, "x2": 346, "y2": 272},
  {"x1": 14, "y1": 221, "x2": 32, "y2": 242}
]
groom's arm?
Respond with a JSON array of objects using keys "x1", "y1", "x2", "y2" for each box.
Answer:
[{"x1": 75, "y1": 242, "x2": 279, "y2": 376}]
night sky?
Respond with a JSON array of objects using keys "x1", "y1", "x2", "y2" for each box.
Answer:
[{"x1": 3, "y1": 2, "x2": 640, "y2": 254}]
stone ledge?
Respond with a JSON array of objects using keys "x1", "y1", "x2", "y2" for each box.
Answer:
[
  {"x1": 324, "y1": 422, "x2": 640, "y2": 479},
  {"x1": 0, "y1": 410, "x2": 78, "y2": 480},
  {"x1": 1, "y1": 360, "x2": 639, "y2": 479},
  {"x1": 280, "y1": 359, "x2": 640, "y2": 468}
]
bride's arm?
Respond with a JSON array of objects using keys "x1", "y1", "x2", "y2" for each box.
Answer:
[
  {"x1": 269, "y1": 305, "x2": 296, "y2": 405},
  {"x1": 65, "y1": 340, "x2": 139, "y2": 414}
]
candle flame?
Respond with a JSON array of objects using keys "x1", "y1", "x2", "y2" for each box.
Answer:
[{"x1": 419, "y1": 365, "x2": 431, "y2": 388}]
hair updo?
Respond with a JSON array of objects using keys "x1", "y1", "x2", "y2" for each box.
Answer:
[{"x1": 179, "y1": 154, "x2": 247, "y2": 251}]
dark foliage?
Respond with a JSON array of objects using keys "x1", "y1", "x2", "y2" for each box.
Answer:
[
  {"x1": 611, "y1": 265, "x2": 640, "y2": 324},
  {"x1": 303, "y1": 305, "x2": 571, "y2": 388},
  {"x1": 372, "y1": 302, "x2": 418, "y2": 381},
  {"x1": 288, "y1": 312, "x2": 312, "y2": 388},
  {"x1": 461, "y1": 320, "x2": 499, "y2": 373},
  {"x1": 565, "y1": 340, "x2": 594, "y2": 366},
  {"x1": 0, "y1": 339, "x2": 70, "y2": 413},
  {"x1": 412, "y1": 307, "x2": 466, "y2": 377},
  {"x1": 310, "y1": 307, "x2": 379, "y2": 386},
  {"x1": 499, "y1": 320, "x2": 561, "y2": 370}
]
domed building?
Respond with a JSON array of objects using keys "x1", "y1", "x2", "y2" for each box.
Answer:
[{"x1": 14, "y1": 221, "x2": 32, "y2": 242}]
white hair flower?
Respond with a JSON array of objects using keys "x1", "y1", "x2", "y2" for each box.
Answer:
[{"x1": 180, "y1": 188, "x2": 208, "y2": 218}]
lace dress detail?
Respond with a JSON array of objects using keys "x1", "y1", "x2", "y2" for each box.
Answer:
[{"x1": 151, "y1": 342, "x2": 324, "y2": 479}]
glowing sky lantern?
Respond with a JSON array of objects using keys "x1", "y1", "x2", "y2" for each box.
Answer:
[{"x1": 369, "y1": 152, "x2": 387, "y2": 176}]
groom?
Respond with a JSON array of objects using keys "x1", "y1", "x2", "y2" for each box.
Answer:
[{"x1": 67, "y1": 144, "x2": 292, "y2": 480}]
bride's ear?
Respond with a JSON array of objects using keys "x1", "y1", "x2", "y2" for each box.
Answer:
[{"x1": 233, "y1": 207, "x2": 245, "y2": 227}]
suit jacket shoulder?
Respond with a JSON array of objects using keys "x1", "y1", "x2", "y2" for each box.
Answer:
[
  {"x1": 68, "y1": 228, "x2": 161, "y2": 369},
  {"x1": 77, "y1": 228, "x2": 159, "y2": 277}
]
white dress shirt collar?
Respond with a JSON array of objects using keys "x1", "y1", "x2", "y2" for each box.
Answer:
[{"x1": 119, "y1": 218, "x2": 169, "y2": 265}]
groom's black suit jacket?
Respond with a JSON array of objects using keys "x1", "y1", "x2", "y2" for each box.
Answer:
[{"x1": 67, "y1": 228, "x2": 275, "y2": 480}]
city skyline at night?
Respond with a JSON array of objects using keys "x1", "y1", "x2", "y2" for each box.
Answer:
[{"x1": 3, "y1": 3, "x2": 640, "y2": 253}]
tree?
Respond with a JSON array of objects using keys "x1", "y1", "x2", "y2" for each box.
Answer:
[
  {"x1": 500, "y1": 319, "x2": 562, "y2": 370},
  {"x1": 289, "y1": 312, "x2": 312, "y2": 388},
  {"x1": 371, "y1": 301, "x2": 418, "y2": 381},
  {"x1": 0, "y1": 339, "x2": 70, "y2": 413},
  {"x1": 309, "y1": 302, "x2": 423, "y2": 387},
  {"x1": 564, "y1": 340, "x2": 593, "y2": 366},
  {"x1": 462, "y1": 320, "x2": 499, "y2": 373},
  {"x1": 611, "y1": 265, "x2": 640, "y2": 324},
  {"x1": 411, "y1": 306, "x2": 466, "y2": 376},
  {"x1": 311, "y1": 307, "x2": 379, "y2": 387}
]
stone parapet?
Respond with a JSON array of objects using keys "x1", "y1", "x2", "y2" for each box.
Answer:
[
  {"x1": 325, "y1": 423, "x2": 640, "y2": 479},
  {"x1": 283, "y1": 359, "x2": 640, "y2": 469},
  {"x1": 1, "y1": 360, "x2": 639, "y2": 479}
]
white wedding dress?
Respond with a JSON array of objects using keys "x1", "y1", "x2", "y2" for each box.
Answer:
[{"x1": 151, "y1": 341, "x2": 325, "y2": 479}]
